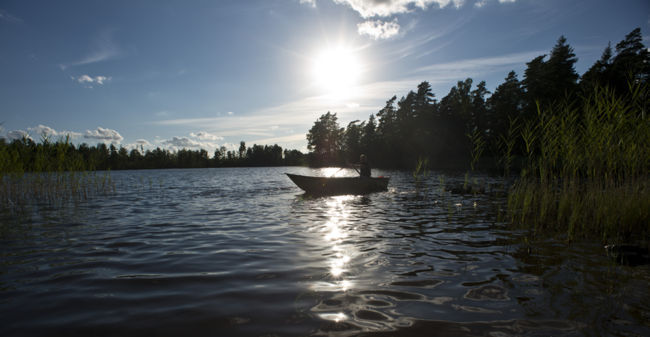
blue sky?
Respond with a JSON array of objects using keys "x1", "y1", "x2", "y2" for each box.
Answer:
[{"x1": 1, "y1": 0, "x2": 648, "y2": 153}]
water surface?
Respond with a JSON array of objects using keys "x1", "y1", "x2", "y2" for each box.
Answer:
[{"x1": 1, "y1": 167, "x2": 648, "y2": 336}]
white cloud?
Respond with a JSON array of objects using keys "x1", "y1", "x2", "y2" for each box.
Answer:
[
  {"x1": 5, "y1": 125, "x2": 82, "y2": 142},
  {"x1": 299, "y1": 0, "x2": 317, "y2": 7},
  {"x1": 499, "y1": 0, "x2": 516, "y2": 3},
  {"x1": 27, "y1": 124, "x2": 81, "y2": 140},
  {"x1": 122, "y1": 139, "x2": 153, "y2": 151},
  {"x1": 6, "y1": 130, "x2": 30, "y2": 141},
  {"x1": 333, "y1": 0, "x2": 464, "y2": 18},
  {"x1": 134, "y1": 139, "x2": 151, "y2": 146},
  {"x1": 29, "y1": 125, "x2": 58, "y2": 138},
  {"x1": 474, "y1": 0, "x2": 487, "y2": 7},
  {"x1": 189, "y1": 131, "x2": 224, "y2": 141},
  {"x1": 158, "y1": 131, "x2": 228, "y2": 151},
  {"x1": 84, "y1": 127, "x2": 123, "y2": 143},
  {"x1": 162, "y1": 136, "x2": 202, "y2": 149},
  {"x1": 3, "y1": 125, "x2": 81, "y2": 142},
  {"x1": 358, "y1": 19, "x2": 401, "y2": 39},
  {"x1": 74, "y1": 74, "x2": 111, "y2": 87}
]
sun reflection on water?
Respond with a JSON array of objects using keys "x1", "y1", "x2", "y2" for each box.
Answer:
[
  {"x1": 317, "y1": 312, "x2": 348, "y2": 323},
  {"x1": 320, "y1": 167, "x2": 352, "y2": 177},
  {"x1": 311, "y1": 195, "x2": 358, "y2": 321}
]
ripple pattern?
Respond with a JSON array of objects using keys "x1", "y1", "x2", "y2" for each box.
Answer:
[{"x1": 1, "y1": 167, "x2": 648, "y2": 336}]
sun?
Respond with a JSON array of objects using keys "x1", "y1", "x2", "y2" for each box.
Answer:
[{"x1": 311, "y1": 47, "x2": 361, "y2": 98}]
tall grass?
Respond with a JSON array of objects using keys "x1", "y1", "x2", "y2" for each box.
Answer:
[
  {"x1": 0, "y1": 136, "x2": 115, "y2": 214},
  {"x1": 507, "y1": 84, "x2": 649, "y2": 244}
]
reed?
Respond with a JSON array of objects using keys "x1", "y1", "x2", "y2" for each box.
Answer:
[
  {"x1": 507, "y1": 84, "x2": 650, "y2": 244},
  {"x1": 467, "y1": 128, "x2": 485, "y2": 172},
  {"x1": 0, "y1": 136, "x2": 115, "y2": 215},
  {"x1": 412, "y1": 156, "x2": 430, "y2": 198},
  {"x1": 497, "y1": 116, "x2": 520, "y2": 178}
]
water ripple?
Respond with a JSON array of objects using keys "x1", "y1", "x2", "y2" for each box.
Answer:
[{"x1": 1, "y1": 167, "x2": 648, "y2": 336}]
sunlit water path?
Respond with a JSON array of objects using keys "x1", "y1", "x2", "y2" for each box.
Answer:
[{"x1": 1, "y1": 167, "x2": 648, "y2": 336}]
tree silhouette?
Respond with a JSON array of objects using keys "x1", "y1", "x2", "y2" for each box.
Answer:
[{"x1": 306, "y1": 111, "x2": 343, "y2": 166}]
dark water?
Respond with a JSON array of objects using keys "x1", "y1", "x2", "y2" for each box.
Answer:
[{"x1": 1, "y1": 167, "x2": 648, "y2": 336}]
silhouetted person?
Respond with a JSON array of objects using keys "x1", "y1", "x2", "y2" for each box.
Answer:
[{"x1": 359, "y1": 154, "x2": 371, "y2": 177}]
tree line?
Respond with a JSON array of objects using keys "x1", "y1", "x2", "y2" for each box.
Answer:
[
  {"x1": 306, "y1": 28, "x2": 649, "y2": 170},
  {"x1": 0, "y1": 137, "x2": 306, "y2": 173},
  {"x1": 2, "y1": 28, "x2": 647, "y2": 174}
]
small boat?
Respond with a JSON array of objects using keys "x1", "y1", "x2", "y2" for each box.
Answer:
[{"x1": 286, "y1": 173, "x2": 389, "y2": 195}]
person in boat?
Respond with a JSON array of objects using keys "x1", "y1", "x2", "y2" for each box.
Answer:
[{"x1": 358, "y1": 154, "x2": 371, "y2": 178}]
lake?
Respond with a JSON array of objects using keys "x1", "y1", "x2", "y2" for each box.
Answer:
[{"x1": 1, "y1": 167, "x2": 648, "y2": 336}]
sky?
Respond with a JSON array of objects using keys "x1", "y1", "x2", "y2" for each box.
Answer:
[{"x1": 1, "y1": 0, "x2": 649, "y2": 154}]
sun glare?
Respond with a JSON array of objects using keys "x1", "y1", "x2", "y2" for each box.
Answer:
[{"x1": 311, "y1": 47, "x2": 361, "y2": 99}]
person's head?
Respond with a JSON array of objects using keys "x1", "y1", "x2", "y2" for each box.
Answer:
[{"x1": 360, "y1": 154, "x2": 367, "y2": 163}]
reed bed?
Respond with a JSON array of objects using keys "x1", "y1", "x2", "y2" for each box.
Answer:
[
  {"x1": 0, "y1": 172, "x2": 115, "y2": 209},
  {"x1": 507, "y1": 84, "x2": 649, "y2": 243},
  {"x1": 0, "y1": 136, "x2": 115, "y2": 215}
]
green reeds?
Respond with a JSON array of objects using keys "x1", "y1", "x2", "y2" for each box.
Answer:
[
  {"x1": 507, "y1": 84, "x2": 650, "y2": 244},
  {"x1": 467, "y1": 128, "x2": 486, "y2": 172},
  {"x1": 498, "y1": 116, "x2": 520, "y2": 178},
  {"x1": 413, "y1": 156, "x2": 430, "y2": 198},
  {"x1": 0, "y1": 171, "x2": 115, "y2": 209},
  {"x1": 413, "y1": 156, "x2": 430, "y2": 183},
  {"x1": 0, "y1": 136, "x2": 115, "y2": 214}
]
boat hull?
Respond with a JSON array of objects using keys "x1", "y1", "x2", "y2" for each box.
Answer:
[{"x1": 286, "y1": 173, "x2": 389, "y2": 195}]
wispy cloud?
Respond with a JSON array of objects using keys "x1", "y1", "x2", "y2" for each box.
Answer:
[
  {"x1": 307, "y1": 1, "x2": 515, "y2": 39},
  {"x1": 162, "y1": 136, "x2": 203, "y2": 149},
  {"x1": 189, "y1": 131, "x2": 224, "y2": 141},
  {"x1": 358, "y1": 19, "x2": 400, "y2": 40},
  {"x1": 299, "y1": 0, "x2": 317, "y2": 7},
  {"x1": 84, "y1": 127, "x2": 123, "y2": 143},
  {"x1": 153, "y1": 89, "x2": 393, "y2": 149},
  {"x1": 59, "y1": 29, "x2": 122, "y2": 70},
  {"x1": 332, "y1": 0, "x2": 464, "y2": 18},
  {"x1": 0, "y1": 9, "x2": 22, "y2": 23},
  {"x1": 412, "y1": 50, "x2": 544, "y2": 79},
  {"x1": 474, "y1": 0, "x2": 487, "y2": 8},
  {"x1": 151, "y1": 49, "x2": 542, "y2": 150},
  {"x1": 472, "y1": 0, "x2": 517, "y2": 7}
]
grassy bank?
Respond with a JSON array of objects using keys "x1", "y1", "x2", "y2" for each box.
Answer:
[{"x1": 507, "y1": 84, "x2": 649, "y2": 244}]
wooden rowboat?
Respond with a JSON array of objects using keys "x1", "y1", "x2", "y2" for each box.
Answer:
[{"x1": 286, "y1": 173, "x2": 389, "y2": 195}]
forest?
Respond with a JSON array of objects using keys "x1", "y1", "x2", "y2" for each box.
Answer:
[
  {"x1": 0, "y1": 138, "x2": 305, "y2": 173},
  {"x1": 306, "y1": 28, "x2": 649, "y2": 172}
]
